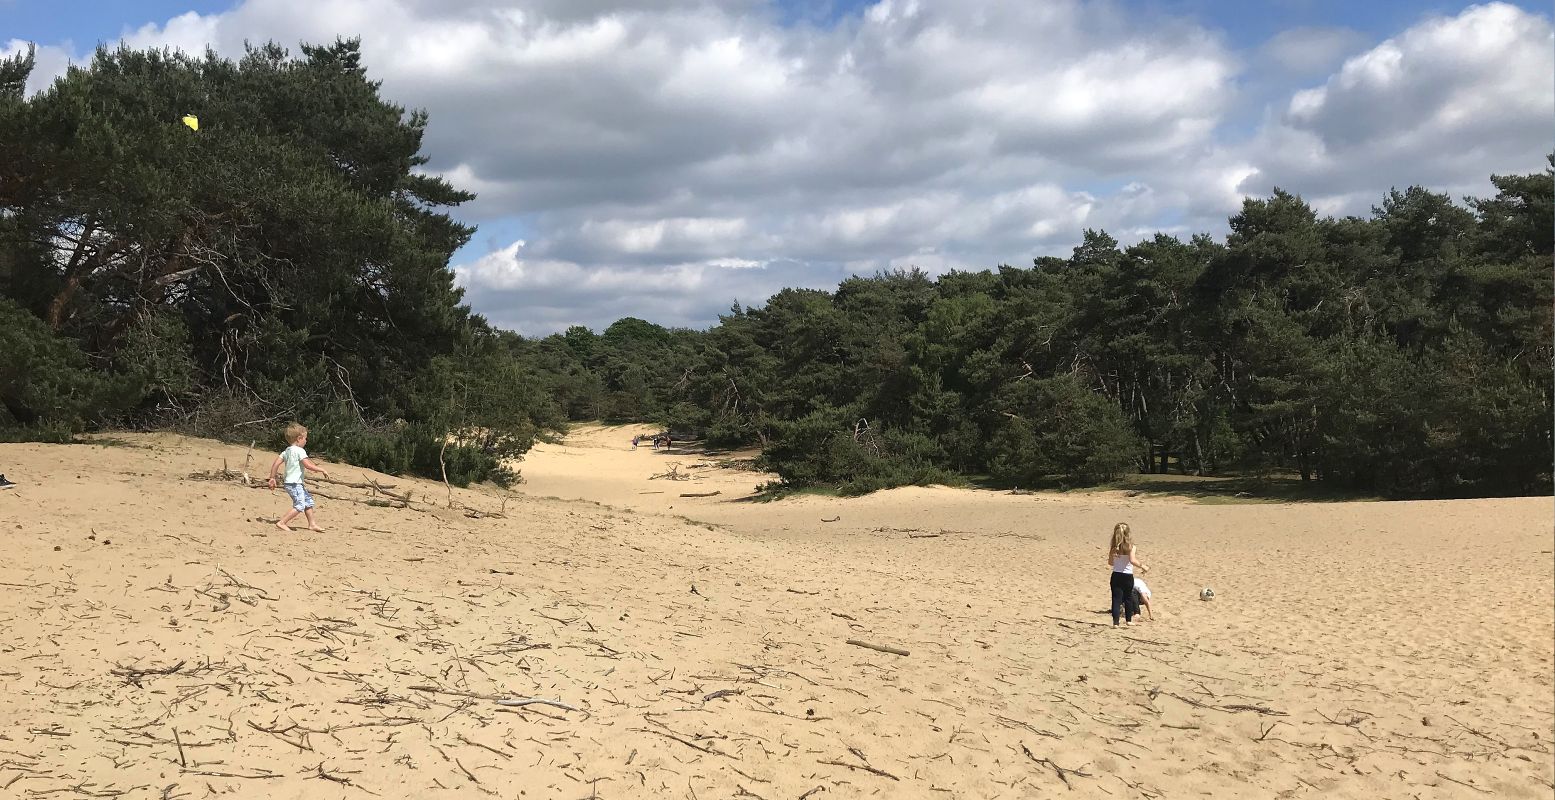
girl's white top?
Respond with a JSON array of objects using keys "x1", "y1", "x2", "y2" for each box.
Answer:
[
  {"x1": 1134, "y1": 577, "x2": 1151, "y2": 599},
  {"x1": 1111, "y1": 552, "x2": 1133, "y2": 574}
]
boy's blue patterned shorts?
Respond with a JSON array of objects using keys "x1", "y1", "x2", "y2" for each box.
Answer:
[{"x1": 283, "y1": 483, "x2": 314, "y2": 512}]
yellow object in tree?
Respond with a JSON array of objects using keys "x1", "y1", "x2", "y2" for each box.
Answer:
[{"x1": 181, "y1": 115, "x2": 199, "y2": 131}]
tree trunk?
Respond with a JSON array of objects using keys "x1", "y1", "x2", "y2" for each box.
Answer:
[{"x1": 46, "y1": 220, "x2": 98, "y2": 330}]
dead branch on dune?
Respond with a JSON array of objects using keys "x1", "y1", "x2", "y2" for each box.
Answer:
[
  {"x1": 817, "y1": 756, "x2": 898, "y2": 781},
  {"x1": 407, "y1": 685, "x2": 579, "y2": 712},
  {"x1": 110, "y1": 660, "x2": 187, "y2": 687},
  {"x1": 649, "y1": 463, "x2": 693, "y2": 481},
  {"x1": 1020, "y1": 744, "x2": 1093, "y2": 789},
  {"x1": 846, "y1": 639, "x2": 909, "y2": 657}
]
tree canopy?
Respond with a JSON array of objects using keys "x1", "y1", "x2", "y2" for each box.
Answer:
[
  {"x1": 0, "y1": 40, "x2": 560, "y2": 483},
  {"x1": 2, "y1": 40, "x2": 1547, "y2": 499}
]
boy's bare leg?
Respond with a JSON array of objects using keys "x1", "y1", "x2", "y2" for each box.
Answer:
[
  {"x1": 277, "y1": 508, "x2": 300, "y2": 531},
  {"x1": 304, "y1": 508, "x2": 322, "y2": 531}
]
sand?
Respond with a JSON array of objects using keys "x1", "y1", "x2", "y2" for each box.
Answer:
[{"x1": 0, "y1": 424, "x2": 1550, "y2": 799}]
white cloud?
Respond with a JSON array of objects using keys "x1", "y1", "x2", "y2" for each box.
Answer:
[
  {"x1": 15, "y1": 1, "x2": 1553, "y2": 333},
  {"x1": 1240, "y1": 2, "x2": 1553, "y2": 206}
]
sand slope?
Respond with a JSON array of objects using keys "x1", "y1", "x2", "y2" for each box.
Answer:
[{"x1": 0, "y1": 428, "x2": 1550, "y2": 799}]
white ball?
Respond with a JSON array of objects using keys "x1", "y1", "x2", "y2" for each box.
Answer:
[{"x1": 1199, "y1": 587, "x2": 1216, "y2": 601}]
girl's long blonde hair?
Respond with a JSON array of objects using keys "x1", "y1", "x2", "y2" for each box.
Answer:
[{"x1": 1109, "y1": 522, "x2": 1133, "y2": 556}]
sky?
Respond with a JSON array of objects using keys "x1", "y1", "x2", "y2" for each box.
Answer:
[{"x1": 4, "y1": 0, "x2": 1551, "y2": 335}]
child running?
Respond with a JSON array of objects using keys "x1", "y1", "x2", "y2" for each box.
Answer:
[
  {"x1": 267, "y1": 423, "x2": 330, "y2": 532},
  {"x1": 1106, "y1": 522, "x2": 1150, "y2": 626}
]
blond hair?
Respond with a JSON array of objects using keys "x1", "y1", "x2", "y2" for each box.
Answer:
[
  {"x1": 1108, "y1": 522, "x2": 1133, "y2": 556},
  {"x1": 284, "y1": 422, "x2": 308, "y2": 444}
]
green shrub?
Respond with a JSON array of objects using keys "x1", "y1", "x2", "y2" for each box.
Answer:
[
  {"x1": 0, "y1": 298, "x2": 131, "y2": 438},
  {"x1": 758, "y1": 412, "x2": 955, "y2": 494},
  {"x1": 988, "y1": 375, "x2": 1141, "y2": 486}
]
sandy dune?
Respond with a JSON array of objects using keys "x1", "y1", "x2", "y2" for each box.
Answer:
[{"x1": 0, "y1": 426, "x2": 1550, "y2": 799}]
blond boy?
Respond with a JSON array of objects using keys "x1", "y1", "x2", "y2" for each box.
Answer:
[{"x1": 267, "y1": 423, "x2": 330, "y2": 531}]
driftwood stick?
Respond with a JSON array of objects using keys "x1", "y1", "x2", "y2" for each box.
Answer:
[
  {"x1": 817, "y1": 759, "x2": 899, "y2": 781},
  {"x1": 1020, "y1": 744, "x2": 1092, "y2": 789},
  {"x1": 315, "y1": 475, "x2": 400, "y2": 493},
  {"x1": 1435, "y1": 771, "x2": 1492, "y2": 795},
  {"x1": 846, "y1": 639, "x2": 909, "y2": 657},
  {"x1": 455, "y1": 733, "x2": 512, "y2": 760},
  {"x1": 633, "y1": 727, "x2": 730, "y2": 757},
  {"x1": 679, "y1": 491, "x2": 722, "y2": 498},
  {"x1": 1042, "y1": 615, "x2": 1111, "y2": 628},
  {"x1": 438, "y1": 438, "x2": 453, "y2": 509},
  {"x1": 180, "y1": 769, "x2": 281, "y2": 780},
  {"x1": 408, "y1": 684, "x2": 578, "y2": 712},
  {"x1": 494, "y1": 698, "x2": 580, "y2": 712},
  {"x1": 171, "y1": 726, "x2": 186, "y2": 768}
]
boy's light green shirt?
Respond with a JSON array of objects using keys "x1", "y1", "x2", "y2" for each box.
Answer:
[{"x1": 281, "y1": 445, "x2": 307, "y2": 484}]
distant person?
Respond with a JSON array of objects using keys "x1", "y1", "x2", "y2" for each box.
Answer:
[
  {"x1": 665, "y1": 434, "x2": 673, "y2": 451},
  {"x1": 266, "y1": 423, "x2": 330, "y2": 532},
  {"x1": 1133, "y1": 575, "x2": 1154, "y2": 621},
  {"x1": 632, "y1": 434, "x2": 640, "y2": 449},
  {"x1": 1105, "y1": 522, "x2": 1150, "y2": 627}
]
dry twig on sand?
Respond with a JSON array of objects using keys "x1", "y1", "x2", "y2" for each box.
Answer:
[
  {"x1": 649, "y1": 463, "x2": 693, "y2": 481},
  {"x1": 818, "y1": 758, "x2": 899, "y2": 781},
  {"x1": 1020, "y1": 744, "x2": 1093, "y2": 789},
  {"x1": 407, "y1": 684, "x2": 579, "y2": 712},
  {"x1": 846, "y1": 639, "x2": 909, "y2": 657}
]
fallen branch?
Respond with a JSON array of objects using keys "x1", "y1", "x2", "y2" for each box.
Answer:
[
  {"x1": 494, "y1": 697, "x2": 581, "y2": 712},
  {"x1": 632, "y1": 727, "x2": 730, "y2": 757},
  {"x1": 111, "y1": 660, "x2": 187, "y2": 687},
  {"x1": 1435, "y1": 771, "x2": 1493, "y2": 795},
  {"x1": 455, "y1": 734, "x2": 512, "y2": 760},
  {"x1": 679, "y1": 491, "x2": 721, "y2": 498},
  {"x1": 846, "y1": 639, "x2": 909, "y2": 657},
  {"x1": 649, "y1": 464, "x2": 692, "y2": 481},
  {"x1": 180, "y1": 769, "x2": 280, "y2": 780},
  {"x1": 817, "y1": 759, "x2": 898, "y2": 781},
  {"x1": 1020, "y1": 744, "x2": 1092, "y2": 789},
  {"x1": 1220, "y1": 704, "x2": 1287, "y2": 717},
  {"x1": 407, "y1": 685, "x2": 578, "y2": 712},
  {"x1": 1041, "y1": 615, "x2": 1111, "y2": 628}
]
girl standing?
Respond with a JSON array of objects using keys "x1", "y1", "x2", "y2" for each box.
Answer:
[{"x1": 1106, "y1": 522, "x2": 1149, "y2": 626}]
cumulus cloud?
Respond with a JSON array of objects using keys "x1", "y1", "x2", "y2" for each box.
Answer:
[
  {"x1": 1241, "y1": 2, "x2": 1553, "y2": 211},
  {"x1": 16, "y1": 1, "x2": 1554, "y2": 332}
]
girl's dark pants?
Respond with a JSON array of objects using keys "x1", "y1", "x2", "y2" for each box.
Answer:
[{"x1": 1110, "y1": 571, "x2": 1139, "y2": 624}]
